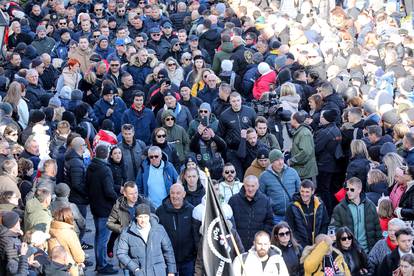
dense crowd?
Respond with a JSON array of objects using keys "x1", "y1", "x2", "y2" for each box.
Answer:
[{"x1": 2, "y1": 0, "x2": 414, "y2": 275}]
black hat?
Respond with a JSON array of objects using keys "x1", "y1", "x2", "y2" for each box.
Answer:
[
  {"x1": 256, "y1": 148, "x2": 269, "y2": 159},
  {"x1": 322, "y1": 109, "x2": 337, "y2": 123},
  {"x1": 31, "y1": 58, "x2": 43, "y2": 68},
  {"x1": 1, "y1": 211, "x2": 19, "y2": 229},
  {"x1": 179, "y1": 80, "x2": 191, "y2": 89},
  {"x1": 164, "y1": 90, "x2": 177, "y2": 98},
  {"x1": 136, "y1": 204, "x2": 151, "y2": 216},
  {"x1": 102, "y1": 83, "x2": 117, "y2": 96},
  {"x1": 90, "y1": 53, "x2": 102, "y2": 62},
  {"x1": 29, "y1": 109, "x2": 46, "y2": 124}
]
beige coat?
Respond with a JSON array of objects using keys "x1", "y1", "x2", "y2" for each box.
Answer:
[
  {"x1": 0, "y1": 174, "x2": 21, "y2": 199},
  {"x1": 68, "y1": 47, "x2": 92, "y2": 73},
  {"x1": 48, "y1": 220, "x2": 85, "y2": 276}
]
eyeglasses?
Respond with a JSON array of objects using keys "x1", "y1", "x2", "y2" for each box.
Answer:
[
  {"x1": 118, "y1": 10, "x2": 126, "y2": 12},
  {"x1": 111, "y1": 64, "x2": 120, "y2": 67},
  {"x1": 344, "y1": 187, "x2": 355, "y2": 192},
  {"x1": 157, "y1": 134, "x2": 166, "y2": 138},
  {"x1": 224, "y1": 170, "x2": 235, "y2": 174},
  {"x1": 152, "y1": 33, "x2": 161, "y2": 36},
  {"x1": 278, "y1": 231, "x2": 291, "y2": 237},
  {"x1": 167, "y1": 63, "x2": 176, "y2": 67},
  {"x1": 340, "y1": 236, "x2": 352, "y2": 241},
  {"x1": 199, "y1": 110, "x2": 208, "y2": 114},
  {"x1": 94, "y1": 35, "x2": 100, "y2": 38},
  {"x1": 59, "y1": 22, "x2": 67, "y2": 25},
  {"x1": 174, "y1": 43, "x2": 180, "y2": 47},
  {"x1": 149, "y1": 155, "x2": 160, "y2": 159},
  {"x1": 136, "y1": 40, "x2": 144, "y2": 43},
  {"x1": 165, "y1": 117, "x2": 175, "y2": 121},
  {"x1": 95, "y1": 8, "x2": 103, "y2": 11},
  {"x1": 184, "y1": 58, "x2": 191, "y2": 61}
]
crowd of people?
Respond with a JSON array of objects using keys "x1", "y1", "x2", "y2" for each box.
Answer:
[{"x1": 2, "y1": 0, "x2": 414, "y2": 275}]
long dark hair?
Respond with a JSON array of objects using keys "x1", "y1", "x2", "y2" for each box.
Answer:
[
  {"x1": 335, "y1": 226, "x2": 358, "y2": 251},
  {"x1": 271, "y1": 221, "x2": 301, "y2": 252},
  {"x1": 109, "y1": 145, "x2": 123, "y2": 164}
]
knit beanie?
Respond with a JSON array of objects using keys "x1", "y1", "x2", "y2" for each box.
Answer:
[
  {"x1": 1, "y1": 211, "x2": 19, "y2": 229},
  {"x1": 382, "y1": 110, "x2": 400, "y2": 125},
  {"x1": 269, "y1": 149, "x2": 283, "y2": 163},
  {"x1": 322, "y1": 109, "x2": 337, "y2": 123},
  {"x1": 29, "y1": 109, "x2": 46, "y2": 124},
  {"x1": 221, "y1": 60, "x2": 233, "y2": 72},
  {"x1": 258, "y1": 62, "x2": 272, "y2": 75},
  {"x1": 199, "y1": 102, "x2": 211, "y2": 113},
  {"x1": 136, "y1": 204, "x2": 151, "y2": 216},
  {"x1": 55, "y1": 183, "x2": 71, "y2": 197},
  {"x1": 257, "y1": 148, "x2": 269, "y2": 159}
]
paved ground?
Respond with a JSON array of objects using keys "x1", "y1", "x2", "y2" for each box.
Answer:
[{"x1": 83, "y1": 208, "x2": 123, "y2": 276}]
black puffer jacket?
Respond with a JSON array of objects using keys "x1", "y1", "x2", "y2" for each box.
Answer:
[
  {"x1": 228, "y1": 186, "x2": 274, "y2": 250},
  {"x1": 346, "y1": 154, "x2": 371, "y2": 190},
  {"x1": 156, "y1": 198, "x2": 197, "y2": 263},
  {"x1": 278, "y1": 243, "x2": 303, "y2": 276},
  {"x1": 0, "y1": 225, "x2": 29, "y2": 276},
  {"x1": 321, "y1": 93, "x2": 345, "y2": 125},
  {"x1": 86, "y1": 158, "x2": 118, "y2": 218},
  {"x1": 109, "y1": 159, "x2": 127, "y2": 196},
  {"x1": 314, "y1": 122, "x2": 342, "y2": 173},
  {"x1": 399, "y1": 182, "x2": 414, "y2": 221},
  {"x1": 64, "y1": 149, "x2": 88, "y2": 205},
  {"x1": 285, "y1": 193, "x2": 329, "y2": 247},
  {"x1": 199, "y1": 29, "x2": 220, "y2": 61}
]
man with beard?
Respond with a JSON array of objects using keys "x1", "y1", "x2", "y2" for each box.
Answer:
[
  {"x1": 31, "y1": 25, "x2": 56, "y2": 56},
  {"x1": 233, "y1": 231, "x2": 288, "y2": 276}
]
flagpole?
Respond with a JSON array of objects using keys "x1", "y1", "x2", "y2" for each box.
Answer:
[{"x1": 204, "y1": 168, "x2": 247, "y2": 275}]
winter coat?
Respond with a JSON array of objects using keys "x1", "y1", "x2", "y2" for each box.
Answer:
[
  {"x1": 48, "y1": 220, "x2": 85, "y2": 276},
  {"x1": 259, "y1": 165, "x2": 301, "y2": 216},
  {"x1": 199, "y1": 29, "x2": 220, "y2": 62},
  {"x1": 51, "y1": 40, "x2": 71, "y2": 60},
  {"x1": 147, "y1": 39, "x2": 171, "y2": 59},
  {"x1": 405, "y1": 148, "x2": 414, "y2": 166},
  {"x1": 367, "y1": 239, "x2": 392, "y2": 276},
  {"x1": 230, "y1": 45, "x2": 252, "y2": 76},
  {"x1": 253, "y1": 71, "x2": 276, "y2": 100},
  {"x1": 24, "y1": 197, "x2": 52, "y2": 233},
  {"x1": 321, "y1": 93, "x2": 345, "y2": 125},
  {"x1": 212, "y1": 97, "x2": 230, "y2": 117},
  {"x1": 50, "y1": 197, "x2": 85, "y2": 235},
  {"x1": 116, "y1": 215, "x2": 177, "y2": 275},
  {"x1": 187, "y1": 114, "x2": 219, "y2": 139},
  {"x1": 244, "y1": 159, "x2": 266, "y2": 179},
  {"x1": 212, "y1": 42, "x2": 234, "y2": 74},
  {"x1": 68, "y1": 47, "x2": 92, "y2": 73},
  {"x1": 94, "y1": 45, "x2": 115, "y2": 59},
  {"x1": 0, "y1": 225, "x2": 29, "y2": 276},
  {"x1": 156, "y1": 103, "x2": 193, "y2": 130},
  {"x1": 162, "y1": 110, "x2": 190, "y2": 163},
  {"x1": 217, "y1": 105, "x2": 257, "y2": 150},
  {"x1": 346, "y1": 154, "x2": 371, "y2": 190},
  {"x1": 399, "y1": 181, "x2": 414, "y2": 221},
  {"x1": 43, "y1": 261, "x2": 71, "y2": 276},
  {"x1": 30, "y1": 36, "x2": 56, "y2": 55},
  {"x1": 314, "y1": 122, "x2": 342, "y2": 173},
  {"x1": 286, "y1": 193, "x2": 329, "y2": 246},
  {"x1": 26, "y1": 83, "x2": 48, "y2": 110},
  {"x1": 180, "y1": 96, "x2": 203, "y2": 118},
  {"x1": 136, "y1": 157, "x2": 178, "y2": 198},
  {"x1": 379, "y1": 247, "x2": 414, "y2": 276},
  {"x1": 183, "y1": 182, "x2": 205, "y2": 207},
  {"x1": 228, "y1": 186, "x2": 274, "y2": 250},
  {"x1": 94, "y1": 96, "x2": 127, "y2": 134},
  {"x1": 197, "y1": 86, "x2": 219, "y2": 105},
  {"x1": 122, "y1": 107, "x2": 156, "y2": 145},
  {"x1": 125, "y1": 60, "x2": 153, "y2": 87},
  {"x1": 330, "y1": 195, "x2": 382, "y2": 251},
  {"x1": 107, "y1": 196, "x2": 155, "y2": 234},
  {"x1": 302, "y1": 241, "x2": 351, "y2": 276},
  {"x1": 338, "y1": 245, "x2": 368, "y2": 276},
  {"x1": 117, "y1": 139, "x2": 147, "y2": 181},
  {"x1": 366, "y1": 181, "x2": 389, "y2": 205},
  {"x1": 64, "y1": 149, "x2": 88, "y2": 205},
  {"x1": 0, "y1": 174, "x2": 21, "y2": 199},
  {"x1": 279, "y1": 242, "x2": 303, "y2": 276},
  {"x1": 86, "y1": 158, "x2": 118, "y2": 218},
  {"x1": 233, "y1": 246, "x2": 289, "y2": 276},
  {"x1": 109, "y1": 159, "x2": 127, "y2": 195},
  {"x1": 290, "y1": 124, "x2": 318, "y2": 179},
  {"x1": 156, "y1": 198, "x2": 197, "y2": 263}
]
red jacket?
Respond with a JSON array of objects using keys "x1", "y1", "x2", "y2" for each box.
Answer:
[{"x1": 253, "y1": 71, "x2": 276, "y2": 100}]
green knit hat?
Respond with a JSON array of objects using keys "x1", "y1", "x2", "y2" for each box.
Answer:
[{"x1": 269, "y1": 149, "x2": 284, "y2": 163}]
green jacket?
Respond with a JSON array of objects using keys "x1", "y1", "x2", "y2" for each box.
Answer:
[
  {"x1": 187, "y1": 113, "x2": 219, "y2": 139},
  {"x1": 162, "y1": 110, "x2": 190, "y2": 163},
  {"x1": 24, "y1": 197, "x2": 52, "y2": 233},
  {"x1": 330, "y1": 194, "x2": 382, "y2": 251},
  {"x1": 290, "y1": 124, "x2": 318, "y2": 179},
  {"x1": 212, "y1": 42, "x2": 234, "y2": 74}
]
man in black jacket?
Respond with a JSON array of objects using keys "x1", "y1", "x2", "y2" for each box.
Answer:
[
  {"x1": 156, "y1": 184, "x2": 197, "y2": 276},
  {"x1": 379, "y1": 228, "x2": 414, "y2": 276},
  {"x1": 319, "y1": 81, "x2": 345, "y2": 126},
  {"x1": 285, "y1": 180, "x2": 329, "y2": 247},
  {"x1": 228, "y1": 175, "x2": 274, "y2": 250},
  {"x1": 86, "y1": 144, "x2": 118, "y2": 275}
]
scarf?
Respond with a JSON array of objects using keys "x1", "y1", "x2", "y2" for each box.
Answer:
[
  {"x1": 131, "y1": 103, "x2": 145, "y2": 116},
  {"x1": 386, "y1": 236, "x2": 398, "y2": 251},
  {"x1": 163, "y1": 102, "x2": 182, "y2": 118}
]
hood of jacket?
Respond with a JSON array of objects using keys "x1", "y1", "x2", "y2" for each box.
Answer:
[
  {"x1": 221, "y1": 41, "x2": 234, "y2": 53},
  {"x1": 161, "y1": 109, "x2": 176, "y2": 121},
  {"x1": 200, "y1": 29, "x2": 219, "y2": 41}
]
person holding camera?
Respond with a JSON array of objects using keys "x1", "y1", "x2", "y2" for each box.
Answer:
[{"x1": 187, "y1": 103, "x2": 219, "y2": 139}]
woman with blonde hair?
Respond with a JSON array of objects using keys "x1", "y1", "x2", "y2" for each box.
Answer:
[
  {"x1": 191, "y1": 67, "x2": 212, "y2": 97},
  {"x1": 394, "y1": 123, "x2": 410, "y2": 155},
  {"x1": 366, "y1": 169, "x2": 389, "y2": 205},
  {"x1": 383, "y1": 152, "x2": 406, "y2": 187},
  {"x1": 302, "y1": 234, "x2": 351, "y2": 276},
  {"x1": 165, "y1": 57, "x2": 184, "y2": 87},
  {"x1": 48, "y1": 207, "x2": 85, "y2": 276},
  {"x1": 4, "y1": 81, "x2": 29, "y2": 129},
  {"x1": 280, "y1": 82, "x2": 300, "y2": 150},
  {"x1": 346, "y1": 140, "x2": 371, "y2": 190}
]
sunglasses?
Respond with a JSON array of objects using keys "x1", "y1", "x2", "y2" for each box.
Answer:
[
  {"x1": 224, "y1": 170, "x2": 235, "y2": 174},
  {"x1": 118, "y1": 10, "x2": 126, "y2": 12},
  {"x1": 157, "y1": 134, "x2": 166, "y2": 138},
  {"x1": 152, "y1": 33, "x2": 161, "y2": 36},
  {"x1": 278, "y1": 231, "x2": 291, "y2": 237},
  {"x1": 136, "y1": 40, "x2": 144, "y2": 43},
  {"x1": 111, "y1": 64, "x2": 120, "y2": 67},
  {"x1": 344, "y1": 187, "x2": 355, "y2": 192},
  {"x1": 203, "y1": 75, "x2": 209, "y2": 78},
  {"x1": 94, "y1": 35, "x2": 100, "y2": 38},
  {"x1": 184, "y1": 58, "x2": 191, "y2": 61},
  {"x1": 340, "y1": 236, "x2": 352, "y2": 241},
  {"x1": 199, "y1": 110, "x2": 208, "y2": 114},
  {"x1": 59, "y1": 22, "x2": 67, "y2": 25},
  {"x1": 95, "y1": 8, "x2": 103, "y2": 11},
  {"x1": 149, "y1": 155, "x2": 159, "y2": 159},
  {"x1": 167, "y1": 63, "x2": 176, "y2": 67},
  {"x1": 139, "y1": 1, "x2": 145, "y2": 3},
  {"x1": 165, "y1": 117, "x2": 175, "y2": 121}
]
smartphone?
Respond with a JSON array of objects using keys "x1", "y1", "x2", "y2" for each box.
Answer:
[
  {"x1": 328, "y1": 226, "x2": 336, "y2": 236},
  {"x1": 201, "y1": 116, "x2": 210, "y2": 127}
]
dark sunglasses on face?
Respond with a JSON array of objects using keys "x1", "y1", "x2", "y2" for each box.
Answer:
[
  {"x1": 149, "y1": 155, "x2": 159, "y2": 159},
  {"x1": 111, "y1": 64, "x2": 120, "y2": 67},
  {"x1": 167, "y1": 63, "x2": 176, "y2": 67},
  {"x1": 340, "y1": 236, "x2": 352, "y2": 241},
  {"x1": 152, "y1": 33, "x2": 161, "y2": 36},
  {"x1": 278, "y1": 231, "x2": 291, "y2": 237},
  {"x1": 165, "y1": 117, "x2": 175, "y2": 121},
  {"x1": 136, "y1": 40, "x2": 144, "y2": 43},
  {"x1": 344, "y1": 187, "x2": 355, "y2": 192},
  {"x1": 199, "y1": 110, "x2": 208, "y2": 114},
  {"x1": 224, "y1": 170, "x2": 235, "y2": 174},
  {"x1": 157, "y1": 134, "x2": 166, "y2": 138},
  {"x1": 95, "y1": 8, "x2": 103, "y2": 11}
]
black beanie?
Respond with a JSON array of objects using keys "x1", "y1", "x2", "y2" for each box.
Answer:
[
  {"x1": 1, "y1": 211, "x2": 19, "y2": 229},
  {"x1": 180, "y1": 80, "x2": 191, "y2": 90},
  {"x1": 136, "y1": 204, "x2": 151, "y2": 216},
  {"x1": 29, "y1": 110, "x2": 46, "y2": 124},
  {"x1": 322, "y1": 109, "x2": 337, "y2": 123}
]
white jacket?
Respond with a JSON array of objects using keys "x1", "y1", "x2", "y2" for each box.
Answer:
[{"x1": 233, "y1": 246, "x2": 289, "y2": 276}]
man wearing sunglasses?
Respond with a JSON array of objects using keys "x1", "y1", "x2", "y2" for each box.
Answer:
[
  {"x1": 285, "y1": 179, "x2": 329, "y2": 247},
  {"x1": 156, "y1": 90, "x2": 192, "y2": 130},
  {"x1": 330, "y1": 177, "x2": 382, "y2": 253},
  {"x1": 147, "y1": 26, "x2": 171, "y2": 59},
  {"x1": 187, "y1": 102, "x2": 218, "y2": 139},
  {"x1": 218, "y1": 163, "x2": 243, "y2": 204},
  {"x1": 136, "y1": 146, "x2": 178, "y2": 208}
]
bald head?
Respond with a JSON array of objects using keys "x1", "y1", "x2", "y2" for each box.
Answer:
[
  {"x1": 71, "y1": 137, "x2": 85, "y2": 155},
  {"x1": 170, "y1": 183, "x2": 186, "y2": 209}
]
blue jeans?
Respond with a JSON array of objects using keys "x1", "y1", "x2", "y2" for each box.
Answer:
[
  {"x1": 177, "y1": 260, "x2": 195, "y2": 276},
  {"x1": 93, "y1": 216, "x2": 111, "y2": 270}
]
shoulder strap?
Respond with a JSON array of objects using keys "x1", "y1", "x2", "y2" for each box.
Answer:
[
  {"x1": 353, "y1": 128, "x2": 359, "y2": 140},
  {"x1": 273, "y1": 173, "x2": 292, "y2": 201},
  {"x1": 240, "y1": 253, "x2": 248, "y2": 275}
]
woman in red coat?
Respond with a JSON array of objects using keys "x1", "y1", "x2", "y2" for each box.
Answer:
[{"x1": 253, "y1": 62, "x2": 276, "y2": 100}]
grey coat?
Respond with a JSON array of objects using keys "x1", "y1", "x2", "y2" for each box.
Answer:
[{"x1": 117, "y1": 215, "x2": 176, "y2": 276}]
